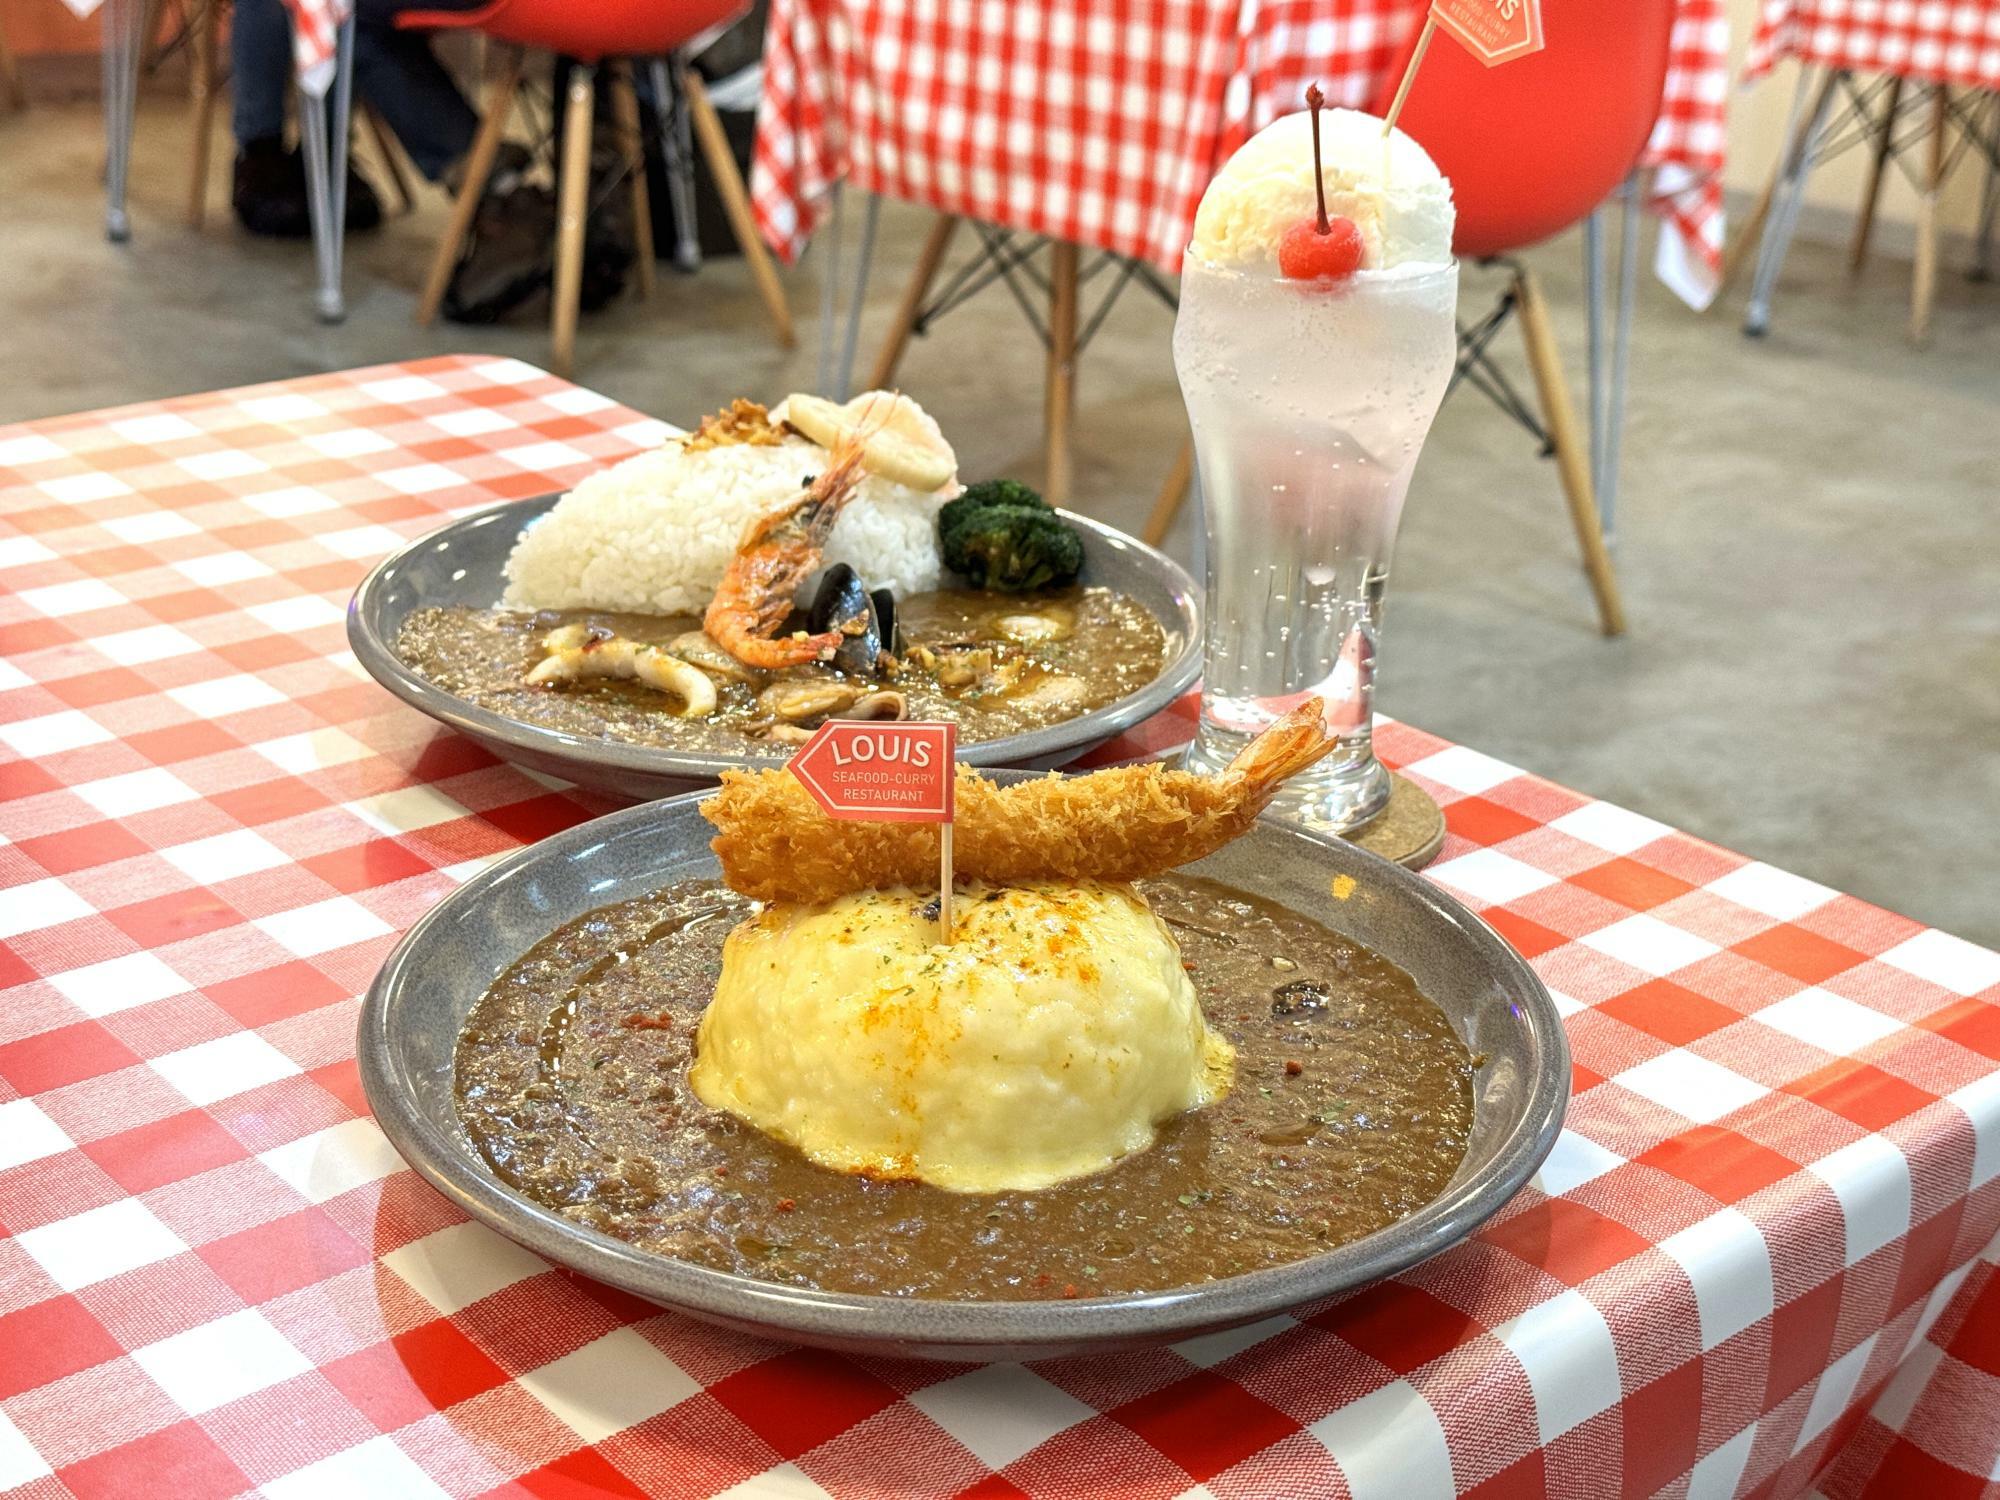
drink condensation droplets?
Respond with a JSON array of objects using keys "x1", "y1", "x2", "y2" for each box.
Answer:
[{"x1": 1173, "y1": 256, "x2": 1458, "y2": 832}]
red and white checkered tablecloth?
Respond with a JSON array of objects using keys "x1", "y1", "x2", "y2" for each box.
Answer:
[
  {"x1": 53, "y1": 0, "x2": 348, "y2": 93},
  {"x1": 1745, "y1": 0, "x2": 2000, "y2": 93},
  {"x1": 4, "y1": 358, "x2": 2000, "y2": 1500},
  {"x1": 751, "y1": 0, "x2": 1733, "y2": 309}
]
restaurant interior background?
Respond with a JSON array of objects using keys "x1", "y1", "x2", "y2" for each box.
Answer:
[
  {"x1": 2, "y1": 0, "x2": 1995, "y2": 953},
  {"x1": 8, "y1": 5, "x2": 2000, "y2": 1499}
]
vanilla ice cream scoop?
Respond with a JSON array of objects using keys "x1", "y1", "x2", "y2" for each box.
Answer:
[{"x1": 1191, "y1": 106, "x2": 1454, "y2": 271}]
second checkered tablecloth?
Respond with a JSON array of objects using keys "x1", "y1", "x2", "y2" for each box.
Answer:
[
  {"x1": 751, "y1": 0, "x2": 1735, "y2": 307},
  {"x1": 3, "y1": 358, "x2": 1999, "y2": 1498},
  {"x1": 53, "y1": 0, "x2": 348, "y2": 93},
  {"x1": 1746, "y1": 0, "x2": 2000, "y2": 92}
]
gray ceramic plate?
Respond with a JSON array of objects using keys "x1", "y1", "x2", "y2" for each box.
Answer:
[
  {"x1": 346, "y1": 494, "x2": 1202, "y2": 801},
  {"x1": 358, "y1": 778, "x2": 1568, "y2": 1362}
]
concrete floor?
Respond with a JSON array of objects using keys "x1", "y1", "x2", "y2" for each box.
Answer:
[{"x1": 5, "y1": 96, "x2": 1999, "y2": 944}]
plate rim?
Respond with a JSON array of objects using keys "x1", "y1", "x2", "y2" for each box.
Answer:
[
  {"x1": 358, "y1": 785, "x2": 1570, "y2": 1355},
  {"x1": 344, "y1": 494, "x2": 1205, "y2": 782}
]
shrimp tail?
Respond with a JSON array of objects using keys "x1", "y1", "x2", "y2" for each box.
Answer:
[{"x1": 1223, "y1": 697, "x2": 1344, "y2": 793}]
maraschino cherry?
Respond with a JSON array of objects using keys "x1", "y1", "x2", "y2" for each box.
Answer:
[{"x1": 1278, "y1": 84, "x2": 1365, "y2": 281}]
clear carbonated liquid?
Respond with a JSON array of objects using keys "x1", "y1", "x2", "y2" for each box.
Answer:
[{"x1": 1173, "y1": 259, "x2": 1457, "y2": 831}]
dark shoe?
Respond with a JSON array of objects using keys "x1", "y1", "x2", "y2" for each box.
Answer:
[
  {"x1": 232, "y1": 136, "x2": 383, "y2": 239},
  {"x1": 233, "y1": 138, "x2": 310, "y2": 237},
  {"x1": 344, "y1": 168, "x2": 383, "y2": 233},
  {"x1": 443, "y1": 179, "x2": 555, "y2": 323},
  {"x1": 579, "y1": 143, "x2": 635, "y2": 313}
]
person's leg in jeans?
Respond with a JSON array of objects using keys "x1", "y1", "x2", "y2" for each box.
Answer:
[
  {"x1": 350, "y1": 0, "x2": 484, "y2": 184},
  {"x1": 228, "y1": 0, "x2": 290, "y2": 151},
  {"x1": 229, "y1": 0, "x2": 381, "y2": 235}
]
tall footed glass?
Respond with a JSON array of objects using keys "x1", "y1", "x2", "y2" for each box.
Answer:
[{"x1": 1173, "y1": 257, "x2": 1458, "y2": 832}]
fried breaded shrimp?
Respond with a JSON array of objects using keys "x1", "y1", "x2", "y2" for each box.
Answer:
[{"x1": 702, "y1": 699, "x2": 1342, "y2": 903}]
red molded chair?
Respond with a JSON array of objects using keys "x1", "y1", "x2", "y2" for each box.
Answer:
[
  {"x1": 1366, "y1": 0, "x2": 1676, "y2": 636},
  {"x1": 402, "y1": 0, "x2": 794, "y2": 374}
]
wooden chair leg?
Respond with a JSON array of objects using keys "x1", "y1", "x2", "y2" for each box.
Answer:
[
  {"x1": 362, "y1": 102, "x2": 417, "y2": 216},
  {"x1": 1911, "y1": 84, "x2": 1949, "y2": 346},
  {"x1": 140, "y1": 0, "x2": 168, "y2": 78},
  {"x1": 1849, "y1": 74, "x2": 1903, "y2": 277},
  {"x1": 551, "y1": 65, "x2": 597, "y2": 378},
  {"x1": 184, "y1": 0, "x2": 221, "y2": 226},
  {"x1": 1143, "y1": 435, "x2": 1195, "y2": 548},
  {"x1": 611, "y1": 63, "x2": 655, "y2": 301},
  {"x1": 1512, "y1": 265, "x2": 1627, "y2": 637},
  {"x1": 0, "y1": 9, "x2": 26, "y2": 111},
  {"x1": 415, "y1": 48, "x2": 523, "y2": 327},
  {"x1": 1045, "y1": 239, "x2": 1079, "y2": 504},
  {"x1": 684, "y1": 67, "x2": 796, "y2": 347},
  {"x1": 869, "y1": 213, "x2": 959, "y2": 389}
]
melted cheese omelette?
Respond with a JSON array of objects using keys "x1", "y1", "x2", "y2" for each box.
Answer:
[{"x1": 689, "y1": 881, "x2": 1235, "y2": 1192}]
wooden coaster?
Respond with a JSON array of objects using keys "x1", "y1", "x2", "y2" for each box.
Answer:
[{"x1": 1344, "y1": 773, "x2": 1445, "y2": 870}]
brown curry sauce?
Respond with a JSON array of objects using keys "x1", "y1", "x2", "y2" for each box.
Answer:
[
  {"x1": 394, "y1": 586, "x2": 1167, "y2": 755},
  {"x1": 454, "y1": 876, "x2": 1476, "y2": 1301}
]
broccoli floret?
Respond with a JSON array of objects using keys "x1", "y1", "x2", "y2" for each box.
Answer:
[
  {"x1": 955, "y1": 478, "x2": 1050, "y2": 514},
  {"x1": 938, "y1": 483, "x2": 1084, "y2": 592}
]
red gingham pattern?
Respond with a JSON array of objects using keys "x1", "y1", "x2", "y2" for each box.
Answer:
[
  {"x1": 1745, "y1": 0, "x2": 2000, "y2": 92},
  {"x1": 4, "y1": 359, "x2": 2000, "y2": 1499},
  {"x1": 55, "y1": 0, "x2": 348, "y2": 92},
  {"x1": 751, "y1": 0, "x2": 1246, "y2": 275},
  {"x1": 284, "y1": 0, "x2": 352, "y2": 99},
  {"x1": 750, "y1": 0, "x2": 1732, "y2": 306}
]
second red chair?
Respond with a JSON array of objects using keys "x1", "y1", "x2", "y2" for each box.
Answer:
[{"x1": 1370, "y1": 0, "x2": 1677, "y2": 635}]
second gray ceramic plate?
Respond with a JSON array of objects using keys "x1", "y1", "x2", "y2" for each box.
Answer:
[
  {"x1": 347, "y1": 494, "x2": 1202, "y2": 802},
  {"x1": 358, "y1": 781, "x2": 1568, "y2": 1362}
]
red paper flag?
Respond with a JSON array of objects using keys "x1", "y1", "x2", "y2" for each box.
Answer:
[
  {"x1": 1430, "y1": 0, "x2": 1545, "y2": 67},
  {"x1": 789, "y1": 721, "x2": 956, "y2": 823}
]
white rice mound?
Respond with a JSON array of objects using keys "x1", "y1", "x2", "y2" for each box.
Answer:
[{"x1": 501, "y1": 411, "x2": 953, "y2": 616}]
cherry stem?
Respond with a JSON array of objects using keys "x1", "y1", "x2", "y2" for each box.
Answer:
[{"x1": 1306, "y1": 83, "x2": 1329, "y2": 235}]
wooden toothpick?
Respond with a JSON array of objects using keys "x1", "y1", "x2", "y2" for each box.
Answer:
[
  {"x1": 1382, "y1": 13, "x2": 1438, "y2": 135},
  {"x1": 938, "y1": 823, "x2": 954, "y2": 943}
]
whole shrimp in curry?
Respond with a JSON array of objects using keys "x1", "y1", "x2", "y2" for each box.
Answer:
[{"x1": 703, "y1": 441, "x2": 872, "y2": 670}]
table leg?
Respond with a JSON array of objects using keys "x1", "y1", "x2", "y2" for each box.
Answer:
[
  {"x1": 185, "y1": 0, "x2": 221, "y2": 227},
  {"x1": 870, "y1": 213, "x2": 958, "y2": 390},
  {"x1": 651, "y1": 58, "x2": 701, "y2": 271},
  {"x1": 1514, "y1": 264, "x2": 1626, "y2": 637},
  {"x1": 1721, "y1": 64, "x2": 1819, "y2": 300},
  {"x1": 102, "y1": 0, "x2": 141, "y2": 242},
  {"x1": 1849, "y1": 73, "x2": 1903, "y2": 278},
  {"x1": 1583, "y1": 204, "x2": 1605, "y2": 494},
  {"x1": 1602, "y1": 171, "x2": 1642, "y2": 546},
  {"x1": 551, "y1": 64, "x2": 597, "y2": 377},
  {"x1": 416, "y1": 48, "x2": 523, "y2": 327},
  {"x1": 1910, "y1": 84, "x2": 1949, "y2": 346},
  {"x1": 835, "y1": 191, "x2": 880, "y2": 400},
  {"x1": 1974, "y1": 93, "x2": 1999, "y2": 284},
  {"x1": 612, "y1": 63, "x2": 656, "y2": 302},
  {"x1": 298, "y1": 17, "x2": 354, "y2": 324},
  {"x1": 815, "y1": 182, "x2": 844, "y2": 396},
  {"x1": 1045, "y1": 240, "x2": 1079, "y2": 504},
  {"x1": 1746, "y1": 67, "x2": 1841, "y2": 338}
]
